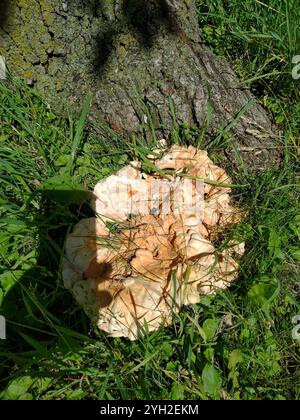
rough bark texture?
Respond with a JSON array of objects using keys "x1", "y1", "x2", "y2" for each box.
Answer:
[{"x1": 0, "y1": 0, "x2": 280, "y2": 171}]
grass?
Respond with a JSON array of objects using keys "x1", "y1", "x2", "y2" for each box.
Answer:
[
  {"x1": 197, "y1": 0, "x2": 300, "y2": 143},
  {"x1": 0, "y1": 0, "x2": 299, "y2": 400}
]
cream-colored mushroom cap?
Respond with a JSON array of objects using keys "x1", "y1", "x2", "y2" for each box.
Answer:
[{"x1": 63, "y1": 145, "x2": 245, "y2": 340}]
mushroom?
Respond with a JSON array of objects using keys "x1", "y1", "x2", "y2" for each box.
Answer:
[
  {"x1": 63, "y1": 145, "x2": 245, "y2": 340},
  {"x1": 91, "y1": 161, "x2": 149, "y2": 221}
]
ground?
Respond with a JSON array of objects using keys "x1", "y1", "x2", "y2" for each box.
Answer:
[{"x1": 0, "y1": 0, "x2": 299, "y2": 400}]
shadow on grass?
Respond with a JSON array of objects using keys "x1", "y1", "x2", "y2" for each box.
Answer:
[
  {"x1": 0, "y1": 0, "x2": 9, "y2": 28},
  {"x1": 0, "y1": 188, "x2": 96, "y2": 385}
]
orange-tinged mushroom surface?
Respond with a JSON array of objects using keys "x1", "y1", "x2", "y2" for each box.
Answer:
[{"x1": 63, "y1": 145, "x2": 244, "y2": 340}]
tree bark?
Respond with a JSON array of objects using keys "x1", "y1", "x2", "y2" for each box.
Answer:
[{"x1": 0, "y1": 0, "x2": 280, "y2": 171}]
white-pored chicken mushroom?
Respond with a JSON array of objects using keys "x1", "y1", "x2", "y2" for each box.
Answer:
[{"x1": 63, "y1": 145, "x2": 245, "y2": 340}]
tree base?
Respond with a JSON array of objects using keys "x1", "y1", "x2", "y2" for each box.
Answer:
[{"x1": 0, "y1": 0, "x2": 280, "y2": 171}]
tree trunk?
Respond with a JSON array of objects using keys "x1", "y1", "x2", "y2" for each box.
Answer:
[{"x1": 0, "y1": 0, "x2": 280, "y2": 171}]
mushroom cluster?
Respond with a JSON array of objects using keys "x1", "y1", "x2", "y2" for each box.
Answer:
[{"x1": 62, "y1": 145, "x2": 244, "y2": 340}]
